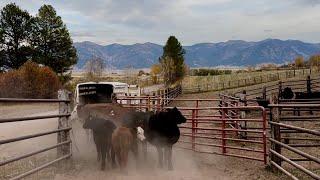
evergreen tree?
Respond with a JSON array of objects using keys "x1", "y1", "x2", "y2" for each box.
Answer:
[
  {"x1": 0, "y1": 28, "x2": 4, "y2": 72},
  {"x1": 0, "y1": 3, "x2": 33, "y2": 70},
  {"x1": 31, "y1": 4, "x2": 77, "y2": 74},
  {"x1": 160, "y1": 36, "x2": 185, "y2": 85}
]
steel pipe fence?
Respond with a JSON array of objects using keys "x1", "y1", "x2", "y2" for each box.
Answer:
[
  {"x1": 116, "y1": 94, "x2": 267, "y2": 164},
  {"x1": 269, "y1": 104, "x2": 320, "y2": 180},
  {"x1": 0, "y1": 90, "x2": 72, "y2": 179}
]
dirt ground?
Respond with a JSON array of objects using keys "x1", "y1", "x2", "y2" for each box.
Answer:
[{"x1": 0, "y1": 101, "x2": 286, "y2": 180}]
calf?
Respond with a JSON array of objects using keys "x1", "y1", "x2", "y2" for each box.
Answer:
[
  {"x1": 111, "y1": 127, "x2": 134, "y2": 173},
  {"x1": 83, "y1": 117, "x2": 116, "y2": 170}
]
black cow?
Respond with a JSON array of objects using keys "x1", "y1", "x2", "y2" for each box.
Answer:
[
  {"x1": 295, "y1": 91, "x2": 320, "y2": 99},
  {"x1": 256, "y1": 96, "x2": 270, "y2": 108},
  {"x1": 280, "y1": 87, "x2": 294, "y2": 100},
  {"x1": 83, "y1": 117, "x2": 117, "y2": 170},
  {"x1": 124, "y1": 107, "x2": 186, "y2": 170}
]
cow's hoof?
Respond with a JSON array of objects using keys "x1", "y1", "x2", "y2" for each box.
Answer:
[
  {"x1": 168, "y1": 166, "x2": 173, "y2": 171},
  {"x1": 121, "y1": 170, "x2": 128, "y2": 175},
  {"x1": 112, "y1": 163, "x2": 117, "y2": 169}
]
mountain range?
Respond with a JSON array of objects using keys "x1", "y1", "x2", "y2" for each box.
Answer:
[{"x1": 73, "y1": 39, "x2": 320, "y2": 69}]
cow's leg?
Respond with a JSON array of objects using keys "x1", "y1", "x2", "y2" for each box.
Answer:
[
  {"x1": 111, "y1": 147, "x2": 117, "y2": 168},
  {"x1": 164, "y1": 146, "x2": 169, "y2": 168},
  {"x1": 167, "y1": 145, "x2": 173, "y2": 170},
  {"x1": 156, "y1": 146, "x2": 163, "y2": 168},
  {"x1": 106, "y1": 145, "x2": 111, "y2": 168},
  {"x1": 101, "y1": 143, "x2": 107, "y2": 170},
  {"x1": 123, "y1": 151, "x2": 129, "y2": 174},
  {"x1": 131, "y1": 139, "x2": 139, "y2": 168},
  {"x1": 94, "y1": 135, "x2": 101, "y2": 162},
  {"x1": 116, "y1": 151, "x2": 123, "y2": 171}
]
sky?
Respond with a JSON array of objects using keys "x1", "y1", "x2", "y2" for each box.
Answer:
[{"x1": 0, "y1": 0, "x2": 320, "y2": 45}]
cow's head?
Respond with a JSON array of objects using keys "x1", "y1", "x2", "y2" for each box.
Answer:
[{"x1": 168, "y1": 107, "x2": 186, "y2": 124}]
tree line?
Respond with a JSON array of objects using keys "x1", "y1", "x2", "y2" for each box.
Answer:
[{"x1": 0, "y1": 3, "x2": 77, "y2": 74}]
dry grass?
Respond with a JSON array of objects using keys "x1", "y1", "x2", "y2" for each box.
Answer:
[{"x1": 182, "y1": 68, "x2": 319, "y2": 93}]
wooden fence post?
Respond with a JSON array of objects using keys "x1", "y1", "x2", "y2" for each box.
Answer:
[
  {"x1": 221, "y1": 108, "x2": 227, "y2": 154},
  {"x1": 307, "y1": 75, "x2": 311, "y2": 94},
  {"x1": 161, "y1": 89, "x2": 164, "y2": 108},
  {"x1": 146, "y1": 95, "x2": 150, "y2": 112},
  {"x1": 270, "y1": 96, "x2": 281, "y2": 172},
  {"x1": 156, "y1": 90, "x2": 161, "y2": 112},
  {"x1": 278, "y1": 81, "x2": 282, "y2": 100},
  {"x1": 262, "y1": 86, "x2": 267, "y2": 100},
  {"x1": 152, "y1": 92, "x2": 156, "y2": 112},
  {"x1": 57, "y1": 89, "x2": 71, "y2": 157}
]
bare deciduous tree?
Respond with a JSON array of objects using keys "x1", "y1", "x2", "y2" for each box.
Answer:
[{"x1": 84, "y1": 56, "x2": 106, "y2": 81}]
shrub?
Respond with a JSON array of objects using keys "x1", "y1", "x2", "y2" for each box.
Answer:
[{"x1": 0, "y1": 61, "x2": 61, "y2": 98}]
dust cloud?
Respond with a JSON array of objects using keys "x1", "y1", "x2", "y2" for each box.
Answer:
[{"x1": 54, "y1": 117, "x2": 220, "y2": 180}]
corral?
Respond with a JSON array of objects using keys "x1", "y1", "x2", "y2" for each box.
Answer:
[{"x1": 0, "y1": 77, "x2": 319, "y2": 179}]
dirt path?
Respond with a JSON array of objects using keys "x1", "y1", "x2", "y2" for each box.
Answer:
[{"x1": 0, "y1": 102, "x2": 284, "y2": 180}]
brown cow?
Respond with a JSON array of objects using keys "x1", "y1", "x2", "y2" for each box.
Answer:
[{"x1": 111, "y1": 127, "x2": 134, "y2": 173}]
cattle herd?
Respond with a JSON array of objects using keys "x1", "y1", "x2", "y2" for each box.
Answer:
[{"x1": 80, "y1": 105, "x2": 187, "y2": 173}]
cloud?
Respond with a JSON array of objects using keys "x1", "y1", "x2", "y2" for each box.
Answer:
[
  {"x1": 71, "y1": 31, "x2": 96, "y2": 38},
  {"x1": 0, "y1": 0, "x2": 320, "y2": 44}
]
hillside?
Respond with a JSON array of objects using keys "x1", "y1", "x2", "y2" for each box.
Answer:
[{"x1": 74, "y1": 39, "x2": 320, "y2": 69}]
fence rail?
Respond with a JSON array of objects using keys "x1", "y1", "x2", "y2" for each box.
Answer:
[
  {"x1": 183, "y1": 68, "x2": 317, "y2": 93},
  {"x1": 117, "y1": 94, "x2": 267, "y2": 164},
  {"x1": 269, "y1": 103, "x2": 320, "y2": 180},
  {"x1": 0, "y1": 89, "x2": 72, "y2": 180},
  {"x1": 203, "y1": 74, "x2": 320, "y2": 179},
  {"x1": 234, "y1": 75, "x2": 320, "y2": 101}
]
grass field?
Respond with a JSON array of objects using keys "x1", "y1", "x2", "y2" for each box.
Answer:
[{"x1": 182, "y1": 68, "x2": 319, "y2": 93}]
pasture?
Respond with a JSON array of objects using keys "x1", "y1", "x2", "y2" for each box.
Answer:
[{"x1": 182, "y1": 68, "x2": 319, "y2": 93}]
